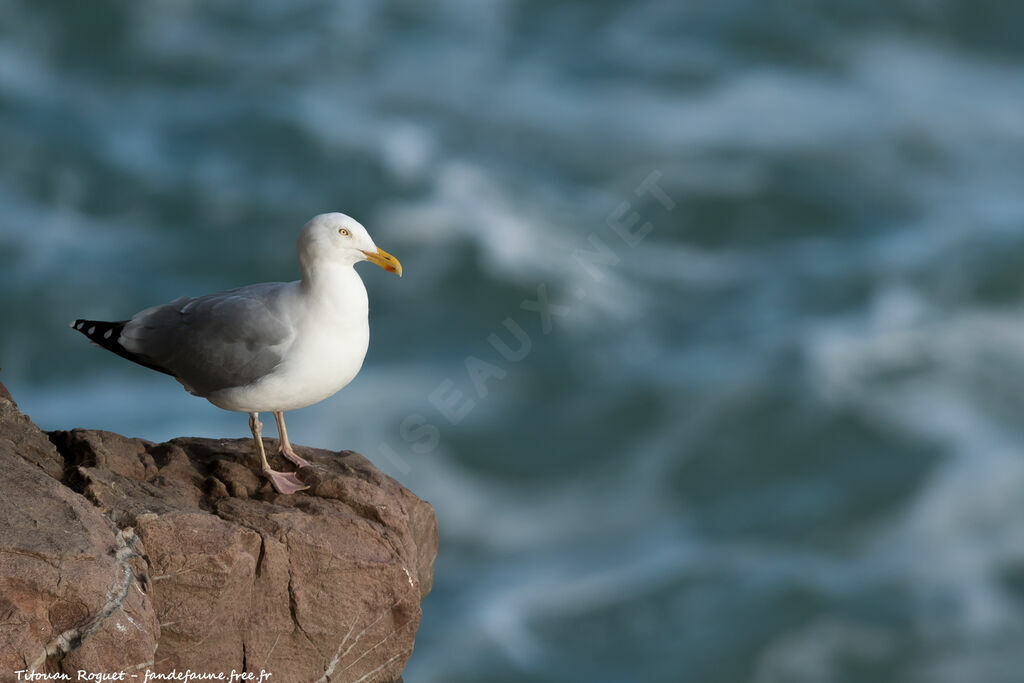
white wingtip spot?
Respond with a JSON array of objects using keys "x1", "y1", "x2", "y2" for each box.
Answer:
[
  {"x1": 87, "y1": 326, "x2": 96, "y2": 335},
  {"x1": 104, "y1": 329, "x2": 113, "y2": 339}
]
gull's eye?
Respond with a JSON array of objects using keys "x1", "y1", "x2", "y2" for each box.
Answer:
[{"x1": 338, "y1": 228, "x2": 351, "y2": 237}]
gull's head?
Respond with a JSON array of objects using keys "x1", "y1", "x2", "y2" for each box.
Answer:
[{"x1": 298, "y1": 212, "x2": 402, "y2": 276}]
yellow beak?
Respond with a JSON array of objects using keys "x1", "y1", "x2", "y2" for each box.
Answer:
[{"x1": 361, "y1": 247, "x2": 403, "y2": 276}]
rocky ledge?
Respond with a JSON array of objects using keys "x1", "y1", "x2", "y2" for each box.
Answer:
[{"x1": 0, "y1": 382, "x2": 436, "y2": 683}]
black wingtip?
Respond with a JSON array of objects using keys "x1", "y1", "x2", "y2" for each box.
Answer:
[
  {"x1": 72, "y1": 319, "x2": 123, "y2": 344},
  {"x1": 71, "y1": 319, "x2": 174, "y2": 377}
]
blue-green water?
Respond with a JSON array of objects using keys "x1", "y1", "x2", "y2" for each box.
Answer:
[{"x1": 4, "y1": 2, "x2": 1024, "y2": 681}]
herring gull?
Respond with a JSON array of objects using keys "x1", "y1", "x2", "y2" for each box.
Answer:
[{"x1": 72, "y1": 213, "x2": 402, "y2": 494}]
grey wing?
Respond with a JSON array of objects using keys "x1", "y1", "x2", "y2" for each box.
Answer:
[{"x1": 120, "y1": 283, "x2": 295, "y2": 396}]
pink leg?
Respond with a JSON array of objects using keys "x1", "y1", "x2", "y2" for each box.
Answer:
[
  {"x1": 274, "y1": 411, "x2": 310, "y2": 468},
  {"x1": 250, "y1": 412, "x2": 307, "y2": 494}
]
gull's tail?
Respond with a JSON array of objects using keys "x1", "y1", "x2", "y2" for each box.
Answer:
[{"x1": 70, "y1": 319, "x2": 173, "y2": 376}]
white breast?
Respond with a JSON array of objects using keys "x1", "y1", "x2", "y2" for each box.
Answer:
[{"x1": 205, "y1": 268, "x2": 371, "y2": 413}]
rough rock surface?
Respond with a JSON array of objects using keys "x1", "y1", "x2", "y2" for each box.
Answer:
[{"x1": 0, "y1": 382, "x2": 436, "y2": 683}]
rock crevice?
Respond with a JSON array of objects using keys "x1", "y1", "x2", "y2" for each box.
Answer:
[
  {"x1": 32, "y1": 527, "x2": 141, "y2": 673},
  {"x1": 0, "y1": 383, "x2": 436, "y2": 683}
]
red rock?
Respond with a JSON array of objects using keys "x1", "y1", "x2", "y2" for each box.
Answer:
[
  {"x1": 0, "y1": 382, "x2": 436, "y2": 683},
  {"x1": 0, "y1": 389, "x2": 158, "y2": 680}
]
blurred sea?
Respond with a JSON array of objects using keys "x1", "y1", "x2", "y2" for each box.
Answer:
[{"x1": 4, "y1": 1, "x2": 1024, "y2": 681}]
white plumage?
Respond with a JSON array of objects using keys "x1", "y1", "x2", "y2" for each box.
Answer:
[{"x1": 72, "y1": 212, "x2": 403, "y2": 494}]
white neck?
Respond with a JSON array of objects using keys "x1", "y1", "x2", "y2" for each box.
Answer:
[{"x1": 299, "y1": 260, "x2": 368, "y2": 320}]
